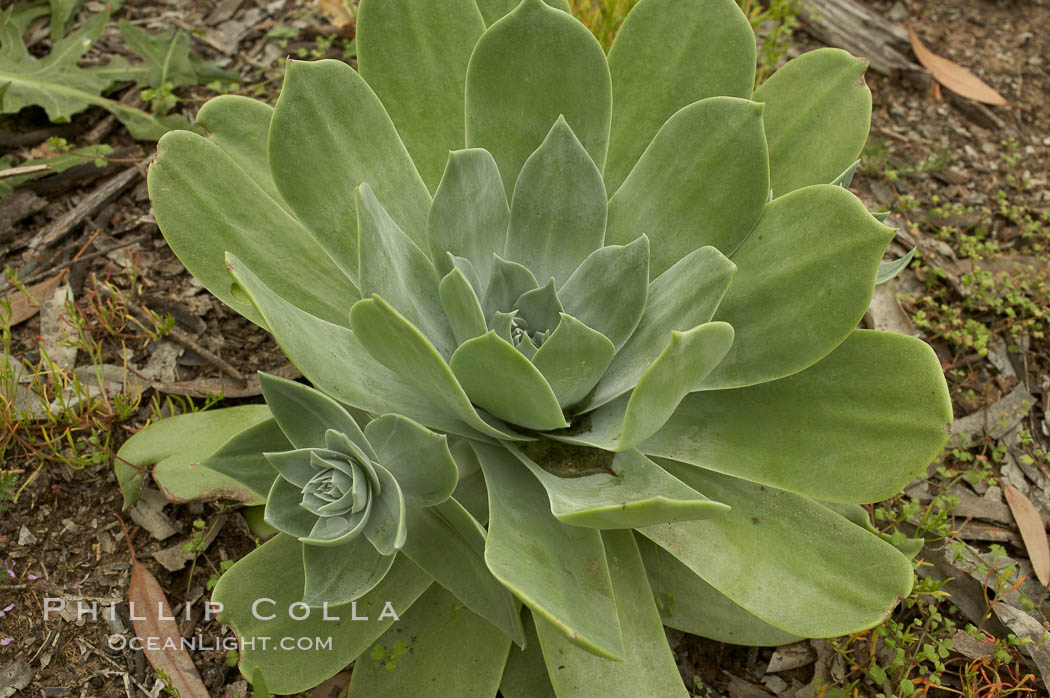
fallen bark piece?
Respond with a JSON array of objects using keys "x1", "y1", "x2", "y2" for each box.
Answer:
[
  {"x1": 802, "y1": 0, "x2": 921, "y2": 75},
  {"x1": 951, "y1": 630, "x2": 995, "y2": 660},
  {"x1": 1003, "y1": 484, "x2": 1050, "y2": 586}
]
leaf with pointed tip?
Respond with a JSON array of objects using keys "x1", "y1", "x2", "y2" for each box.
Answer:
[
  {"x1": 356, "y1": 0, "x2": 485, "y2": 191},
  {"x1": 482, "y1": 255, "x2": 539, "y2": 320},
  {"x1": 429, "y1": 149, "x2": 510, "y2": 282},
  {"x1": 638, "y1": 539, "x2": 803, "y2": 646},
  {"x1": 194, "y1": 96, "x2": 282, "y2": 202},
  {"x1": 702, "y1": 185, "x2": 894, "y2": 389},
  {"x1": 606, "y1": 97, "x2": 769, "y2": 275},
  {"x1": 536, "y1": 531, "x2": 689, "y2": 698},
  {"x1": 440, "y1": 266, "x2": 488, "y2": 345},
  {"x1": 754, "y1": 48, "x2": 872, "y2": 197},
  {"x1": 558, "y1": 237, "x2": 649, "y2": 350},
  {"x1": 605, "y1": 0, "x2": 756, "y2": 193},
  {"x1": 500, "y1": 612, "x2": 556, "y2": 698},
  {"x1": 641, "y1": 460, "x2": 914, "y2": 637},
  {"x1": 258, "y1": 373, "x2": 371, "y2": 455},
  {"x1": 451, "y1": 332, "x2": 568, "y2": 431},
  {"x1": 506, "y1": 117, "x2": 607, "y2": 284},
  {"x1": 465, "y1": 0, "x2": 611, "y2": 193},
  {"x1": 114, "y1": 405, "x2": 272, "y2": 509},
  {"x1": 263, "y1": 449, "x2": 319, "y2": 489},
  {"x1": 640, "y1": 330, "x2": 953, "y2": 503},
  {"x1": 348, "y1": 296, "x2": 527, "y2": 441},
  {"x1": 877, "y1": 248, "x2": 915, "y2": 285},
  {"x1": 213, "y1": 534, "x2": 431, "y2": 695},
  {"x1": 619, "y1": 322, "x2": 734, "y2": 450},
  {"x1": 364, "y1": 414, "x2": 458, "y2": 507},
  {"x1": 513, "y1": 279, "x2": 563, "y2": 334},
  {"x1": 402, "y1": 498, "x2": 525, "y2": 646},
  {"x1": 513, "y1": 447, "x2": 728, "y2": 528},
  {"x1": 363, "y1": 463, "x2": 407, "y2": 555},
  {"x1": 357, "y1": 183, "x2": 455, "y2": 356},
  {"x1": 199, "y1": 418, "x2": 288, "y2": 500},
  {"x1": 831, "y1": 159, "x2": 861, "y2": 188},
  {"x1": 347, "y1": 585, "x2": 511, "y2": 698},
  {"x1": 474, "y1": 443, "x2": 624, "y2": 660},
  {"x1": 474, "y1": 0, "x2": 570, "y2": 25},
  {"x1": 149, "y1": 132, "x2": 357, "y2": 327},
  {"x1": 532, "y1": 314, "x2": 615, "y2": 409},
  {"x1": 589, "y1": 246, "x2": 735, "y2": 409},
  {"x1": 302, "y1": 537, "x2": 395, "y2": 606},
  {"x1": 268, "y1": 59, "x2": 431, "y2": 283}
]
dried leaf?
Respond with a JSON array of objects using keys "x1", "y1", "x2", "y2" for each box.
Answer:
[
  {"x1": 316, "y1": 0, "x2": 354, "y2": 28},
  {"x1": 908, "y1": 26, "x2": 1009, "y2": 106},
  {"x1": 1003, "y1": 484, "x2": 1050, "y2": 586},
  {"x1": 2, "y1": 273, "x2": 65, "y2": 326},
  {"x1": 128, "y1": 562, "x2": 209, "y2": 696}
]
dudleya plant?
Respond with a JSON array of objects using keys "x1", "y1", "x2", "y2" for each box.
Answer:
[{"x1": 116, "y1": 0, "x2": 953, "y2": 694}]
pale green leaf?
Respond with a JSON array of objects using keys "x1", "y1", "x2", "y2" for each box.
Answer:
[
  {"x1": 451, "y1": 331, "x2": 567, "y2": 431},
  {"x1": 640, "y1": 330, "x2": 953, "y2": 503},
  {"x1": 199, "y1": 418, "x2": 288, "y2": 500},
  {"x1": 150, "y1": 132, "x2": 358, "y2": 327},
  {"x1": 302, "y1": 536, "x2": 395, "y2": 606},
  {"x1": 754, "y1": 48, "x2": 872, "y2": 196},
  {"x1": 213, "y1": 534, "x2": 431, "y2": 695},
  {"x1": 117, "y1": 20, "x2": 196, "y2": 89},
  {"x1": 268, "y1": 59, "x2": 431, "y2": 283},
  {"x1": 482, "y1": 255, "x2": 539, "y2": 321},
  {"x1": 506, "y1": 116, "x2": 607, "y2": 284},
  {"x1": 500, "y1": 612, "x2": 556, "y2": 698},
  {"x1": 702, "y1": 185, "x2": 894, "y2": 389},
  {"x1": 364, "y1": 414, "x2": 458, "y2": 507},
  {"x1": 264, "y1": 477, "x2": 326, "y2": 541},
  {"x1": 428, "y1": 149, "x2": 509, "y2": 282},
  {"x1": 641, "y1": 460, "x2": 914, "y2": 637},
  {"x1": 474, "y1": 442, "x2": 624, "y2": 660},
  {"x1": 439, "y1": 266, "x2": 488, "y2": 345},
  {"x1": 474, "y1": 0, "x2": 570, "y2": 25},
  {"x1": 364, "y1": 464, "x2": 407, "y2": 555},
  {"x1": 194, "y1": 95, "x2": 281, "y2": 202},
  {"x1": 401, "y1": 498, "x2": 525, "y2": 646},
  {"x1": 465, "y1": 0, "x2": 611, "y2": 193},
  {"x1": 513, "y1": 279, "x2": 562, "y2": 335},
  {"x1": 48, "y1": 0, "x2": 83, "y2": 41},
  {"x1": 606, "y1": 97, "x2": 769, "y2": 275},
  {"x1": 536, "y1": 530, "x2": 688, "y2": 698},
  {"x1": 531, "y1": 314, "x2": 615, "y2": 409},
  {"x1": 357, "y1": 0, "x2": 485, "y2": 191},
  {"x1": 605, "y1": 0, "x2": 756, "y2": 192},
  {"x1": 877, "y1": 248, "x2": 915, "y2": 285},
  {"x1": 513, "y1": 446, "x2": 728, "y2": 528},
  {"x1": 257, "y1": 373, "x2": 372, "y2": 455}
]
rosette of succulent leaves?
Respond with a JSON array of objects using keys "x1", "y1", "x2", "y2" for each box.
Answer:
[{"x1": 116, "y1": 0, "x2": 952, "y2": 694}]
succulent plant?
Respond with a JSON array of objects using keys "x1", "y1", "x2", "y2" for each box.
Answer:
[{"x1": 117, "y1": 0, "x2": 953, "y2": 694}]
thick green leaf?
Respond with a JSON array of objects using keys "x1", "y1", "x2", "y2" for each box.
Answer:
[
  {"x1": 513, "y1": 447, "x2": 728, "y2": 528},
  {"x1": 506, "y1": 116, "x2": 607, "y2": 285},
  {"x1": 349, "y1": 296, "x2": 527, "y2": 441},
  {"x1": 500, "y1": 611, "x2": 556, "y2": 698},
  {"x1": 531, "y1": 314, "x2": 615, "y2": 410},
  {"x1": 638, "y1": 539, "x2": 803, "y2": 646},
  {"x1": 357, "y1": 183, "x2": 455, "y2": 356},
  {"x1": 440, "y1": 266, "x2": 489, "y2": 345},
  {"x1": 257, "y1": 373, "x2": 371, "y2": 456},
  {"x1": 641, "y1": 460, "x2": 914, "y2": 637},
  {"x1": 474, "y1": 0, "x2": 571, "y2": 25},
  {"x1": 428, "y1": 149, "x2": 509, "y2": 282},
  {"x1": 589, "y1": 246, "x2": 734, "y2": 408},
  {"x1": 364, "y1": 414, "x2": 458, "y2": 507},
  {"x1": 465, "y1": 0, "x2": 611, "y2": 193},
  {"x1": 401, "y1": 498, "x2": 525, "y2": 646},
  {"x1": 513, "y1": 279, "x2": 563, "y2": 335},
  {"x1": 702, "y1": 185, "x2": 895, "y2": 389},
  {"x1": 558, "y1": 237, "x2": 649, "y2": 350},
  {"x1": 640, "y1": 330, "x2": 953, "y2": 503},
  {"x1": 150, "y1": 132, "x2": 357, "y2": 327},
  {"x1": 536, "y1": 530, "x2": 688, "y2": 698},
  {"x1": 357, "y1": 0, "x2": 485, "y2": 191},
  {"x1": 364, "y1": 464, "x2": 407, "y2": 555},
  {"x1": 114, "y1": 405, "x2": 271, "y2": 509},
  {"x1": 450, "y1": 332, "x2": 568, "y2": 431},
  {"x1": 302, "y1": 536, "x2": 395, "y2": 606},
  {"x1": 877, "y1": 249, "x2": 916, "y2": 285},
  {"x1": 225, "y1": 255, "x2": 478, "y2": 438},
  {"x1": 195, "y1": 96, "x2": 282, "y2": 202},
  {"x1": 199, "y1": 418, "x2": 288, "y2": 500},
  {"x1": 265, "y1": 477, "x2": 330, "y2": 542},
  {"x1": 347, "y1": 585, "x2": 512, "y2": 698},
  {"x1": 606, "y1": 97, "x2": 769, "y2": 275},
  {"x1": 619, "y1": 322, "x2": 734, "y2": 450},
  {"x1": 605, "y1": 0, "x2": 756, "y2": 193},
  {"x1": 482, "y1": 255, "x2": 540, "y2": 320},
  {"x1": 213, "y1": 534, "x2": 431, "y2": 695},
  {"x1": 268, "y1": 59, "x2": 431, "y2": 282},
  {"x1": 474, "y1": 443, "x2": 624, "y2": 660},
  {"x1": 754, "y1": 48, "x2": 872, "y2": 196}
]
